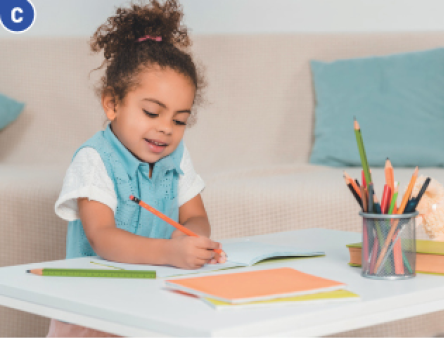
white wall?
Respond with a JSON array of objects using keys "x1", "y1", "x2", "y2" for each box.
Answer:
[{"x1": 1, "y1": 0, "x2": 444, "y2": 37}]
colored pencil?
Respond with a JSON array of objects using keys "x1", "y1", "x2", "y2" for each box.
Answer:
[
  {"x1": 405, "y1": 177, "x2": 431, "y2": 213},
  {"x1": 362, "y1": 170, "x2": 367, "y2": 188},
  {"x1": 386, "y1": 182, "x2": 411, "y2": 274},
  {"x1": 371, "y1": 184, "x2": 391, "y2": 273},
  {"x1": 398, "y1": 167, "x2": 419, "y2": 214},
  {"x1": 374, "y1": 167, "x2": 419, "y2": 273},
  {"x1": 415, "y1": 177, "x2": 431, "y2": 202},
  {"x1": 344, "y1": 172, "x2": 362, "y2": 199},
  {"x1": 387, "y1": 182, "x2": 404, "y2": 274},
  {"x1": 361, "y1": 185, "x2": 369, "y2": 264},
  {"x1": 369, "y1": 237, "x2": 379, "y2": 273},
  {"x1": 367, "y1": 183, "x2": 374, "y2": 214},
  {"x1": 385, "y1": 158, "x2": 395, "y2": 205},
  {"x1": 373, "y1": 195, "x2": 382, "y2": 214},
  {"x1": 380, "y1": 185, "x2": 391, "y2": 214},
  {"x1": 388, "y1": 183, "x2": 399, "y2": 215},
  {"x1": 354, "y1": 118, "x2": 372, "y2": 186},
  {"x1": 344, "y1": 177, "x2": 362, "y2": 207},
  {"x1": 129, "y1": 195, "x2": 223, "y2": 254},
  {"x1": 360, "y1": 186, "x2": 367, "y2": 212}
]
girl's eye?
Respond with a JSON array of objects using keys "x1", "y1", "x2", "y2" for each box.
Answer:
[
  {"x1": 174, "y1": 120, "x2": 187, "y2": 126},
  {"x1": 143, "y1": 110, "x2": 158, "y2": 117}
]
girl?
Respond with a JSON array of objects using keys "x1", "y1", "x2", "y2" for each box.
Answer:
[{"x1": 47, "y1": 1, "x2": 225, "y2": 336}]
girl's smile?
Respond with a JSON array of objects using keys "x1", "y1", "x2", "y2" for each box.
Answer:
[{"x1": 145, "y1": 138, "x2": 168, "y2": 154}]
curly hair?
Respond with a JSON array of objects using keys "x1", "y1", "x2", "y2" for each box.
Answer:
[{"x1": 90, "y1": 0, "x2": 205, "y2": 126}]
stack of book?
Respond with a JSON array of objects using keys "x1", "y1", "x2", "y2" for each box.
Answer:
[
  {"x1": 165, "y1": 267, "x2": 360, "y2": 310},
  {"x1": 347, "y1": 240, "x2": 444, "y2": 275}
]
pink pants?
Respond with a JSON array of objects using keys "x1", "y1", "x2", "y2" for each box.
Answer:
[{"x1": 46, "y1": 319, "x2": 122, "y2": 337}]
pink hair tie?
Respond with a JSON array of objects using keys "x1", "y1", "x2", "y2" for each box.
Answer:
[{"x1": 137, "y1": 35, "x2": 162, "y2": 42}]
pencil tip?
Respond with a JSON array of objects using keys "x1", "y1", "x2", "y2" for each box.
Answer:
[{"x1": 26, "y1": 270, "x2": 30, "y2": 273}]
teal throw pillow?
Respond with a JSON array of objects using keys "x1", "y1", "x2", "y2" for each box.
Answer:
[
  {"x1": 0, "y1": 92, "x2": 25, "y2": 130},
  {"x1": 310, "y1": 48, "x2": 444, "y2": 167}
]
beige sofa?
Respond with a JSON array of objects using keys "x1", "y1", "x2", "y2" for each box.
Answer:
[{"x1": 2, "y1": 33, "x2": 444, "y2": 337}]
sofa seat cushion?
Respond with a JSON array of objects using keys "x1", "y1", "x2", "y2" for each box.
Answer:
[{"x1": 0, "y1": 165, "x2": 67, "y2": 267}]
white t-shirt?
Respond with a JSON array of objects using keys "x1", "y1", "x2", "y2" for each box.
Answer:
[{"x1": 55, "y1": 145, "x2": 205, "y2": 222}]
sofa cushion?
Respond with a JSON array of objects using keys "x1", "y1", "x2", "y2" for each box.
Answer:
[
  {"x1": 309, "y1": 48, "x2": 444, "y2": 168},
  {"x1": 0, "y1": 92, "x2": 24, "y2": 130}
]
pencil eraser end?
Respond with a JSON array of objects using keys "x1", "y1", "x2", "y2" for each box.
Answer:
[{"x1": 129, "y1": 195, "x2": 134, "y2": 201}]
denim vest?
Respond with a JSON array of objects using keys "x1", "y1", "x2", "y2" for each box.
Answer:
[{"x1": 65, "y1": 123, "x2": 184, "y2": 259}]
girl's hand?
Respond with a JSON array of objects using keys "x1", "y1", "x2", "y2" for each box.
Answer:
[
  {"x1": 170, "y1": 230, "x2": 227, "y2": 264},
  {"x1": 168, "y1": 235, "x2": 222, "y2": 270}
]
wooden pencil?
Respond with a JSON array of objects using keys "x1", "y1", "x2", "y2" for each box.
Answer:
[
  {"x1": 343, "y1": 171, "x2": 362, "y2": 199},
  {"x1": 360, "y1": 185, "x2": 367, "y2": 212},
  {"x1": 344, "y1": 176, "x2": 362, "y2": 207},
  {"x1": 130, "y1": 195, "x2": 223, "y2": 254},
  {"x1": 386, "y1": 158, "x2": 395, "y2": 201},
  {"x1": 354, "y1": 118, "x2": 372, "y2": 186}
]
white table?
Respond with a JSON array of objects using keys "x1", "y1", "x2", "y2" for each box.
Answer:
[{"x1": 1, "y1": 228, "x2": 444, "y2": 337}]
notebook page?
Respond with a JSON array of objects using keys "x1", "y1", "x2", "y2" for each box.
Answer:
[{"x1": 224, "y1": 241, "x2": 324, "y2": 266}]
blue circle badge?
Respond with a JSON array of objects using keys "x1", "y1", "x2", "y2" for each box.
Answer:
[{"x1": 0, "y1": 0, "x2": 36, "y2": 34}]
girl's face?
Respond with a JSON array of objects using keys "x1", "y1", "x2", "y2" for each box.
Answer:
[{"x1": 103, "y1": 67, "x2": 195, "y2": 164}]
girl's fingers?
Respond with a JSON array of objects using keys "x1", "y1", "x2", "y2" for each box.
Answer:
[
  {"x1": 217, "y1": 254, "x2": 227, "y2": 264},
  {"x1": 194, "y1": 258, "x2": 209, "y2": 268},
  {"x1": 197, "y1": 248, "x2": 215, "y2": 261}
]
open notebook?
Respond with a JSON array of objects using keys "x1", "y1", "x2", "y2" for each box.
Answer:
[{"x1": 92, "y1": 240, "x2": 324, "y2": 278}]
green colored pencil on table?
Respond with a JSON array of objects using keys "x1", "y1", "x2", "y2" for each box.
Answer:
[
  {"x1": 26, "y1": 268, "x2": 156, "y2": 279},
  {"x1": 354, "y1": 118, "x2": 372, "y2": 186}
]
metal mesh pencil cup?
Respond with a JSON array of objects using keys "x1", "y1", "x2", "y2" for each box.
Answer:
[{"x1": 360, "y1": 211, "x2": 418, "y2": 280}]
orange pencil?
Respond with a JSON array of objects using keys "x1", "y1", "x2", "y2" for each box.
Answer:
[
  {"x1": 380, "y1": 185, "x2": 391, "y2": 215},
  {"x1": 374, "y1": 167, "x2": 419, "y2": 272},
  {"x1": 343, "y1": 171, "x2": 362, "y2": 199},
  {"x1": 129, "y1": 195, "x2": 223, "y2": 254},
  {"x1": 385, "y1": 158, "x2": 395, "y2": 208}
]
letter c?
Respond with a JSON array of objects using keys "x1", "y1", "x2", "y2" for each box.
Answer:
[{"x1": 11, "y1": 7, "x2": 23, "y2": 23}]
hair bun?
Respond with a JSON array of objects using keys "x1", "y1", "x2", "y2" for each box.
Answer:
[{"x1": 90, "y1": 0, "x2": 190, "y2": 63}]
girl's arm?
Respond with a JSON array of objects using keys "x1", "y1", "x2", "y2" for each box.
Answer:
[
  {"x1": 78, "y1": 197, "x2": 220, "y2": 268},
  {"x1": 177, "y1": 194, "x2": 210, "y2": 237}
]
